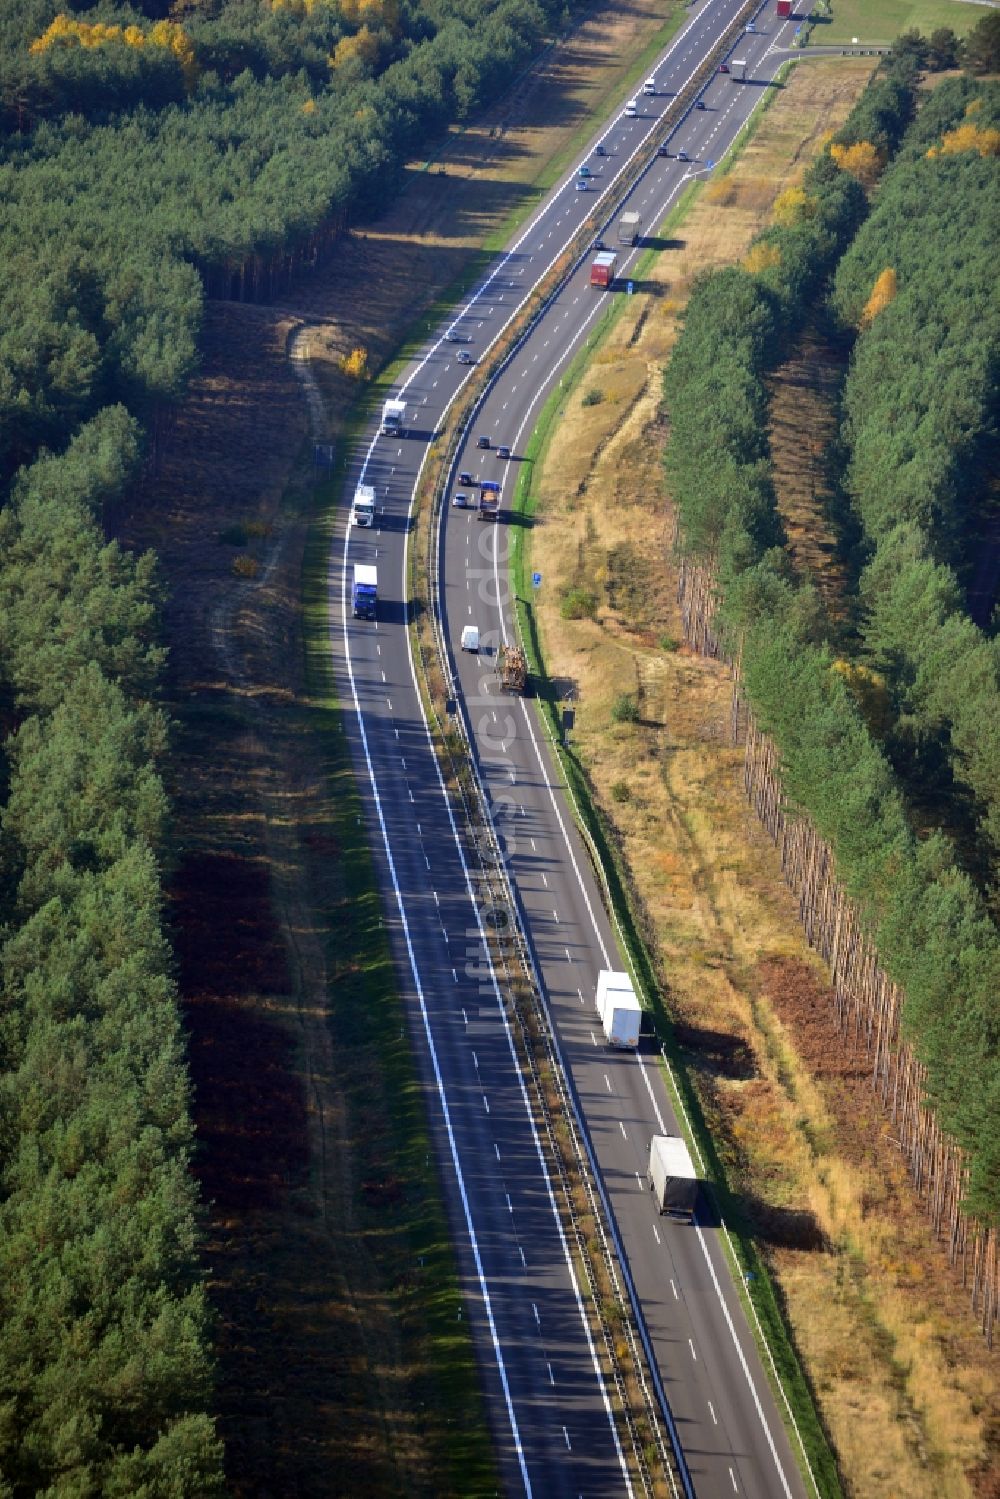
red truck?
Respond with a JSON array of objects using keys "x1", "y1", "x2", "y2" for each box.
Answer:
[
  {"x1": 590, "y1": 251, "x2": 617, "y2": 289},
  {"x1": 776, "y1": 0, "x2": 792, "y2": 16}
]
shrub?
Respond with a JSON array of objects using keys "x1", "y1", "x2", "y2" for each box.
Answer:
[
  {"x1": 560, "y1": 586, "x2": 598, "y2": 620},
  {"x1": 611, "y1": 693, "x2": 640, "y2": 724},
  {"x1": 232, "y1": 554, "x2": 260, "y2": 578},
  {"x1": 658, "y1": 633, "x2": 680, "y2": 652},
  {"x1": 610, "y1": 779, "x2": 631, "y2": 803},
  {"x1": 582, "y1": 388, "x2": 604, "y2": 407}
]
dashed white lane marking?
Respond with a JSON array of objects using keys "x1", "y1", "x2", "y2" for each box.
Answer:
[
  {"x1": 519, "y1": 1245, "x2": 527, "y2": 1268},
  {"x1": 552, "y1": 909, "x2": 559, "y2": 922},
  {"x1": 483, "y1": 1094, "x2": 490, "y2": 1114},
  {"x1": 671, "y1": 1279, "x2": 679, "y2": 1300},
  {"x1": 494, "y1": 1143, "x2": 501, "y2": 1160},
  {"x1": 619, "y1": 1121, "x2": 627, "y2": 1139},
  {"x1": 729, "y1": 1467, "x2": 738, "y2": 1492},
  {"x1": 604, "y1": 1075, "x2": 612, "y2": 1092},
  {"x1": 689, "y1": 1339, "x2": 698, "y2": 1361},
  {"x1": 533, "y1": 1304, "x2": 541, "y2": 1327},
  {"x1": 635, "y1": 1171, "x2": 643, "y2": 1189},
  {"x1": 541, "y1": 872, "x2": 548, "y2": 887},
  {"x1": 708, "y1": 1401, "x2": 718, "y2": 1426},
  {"x1": 433, "y1": 890, "x2": 439, "y2": 904},
  {"x1": 652, "y1": 1224, "x2": 660, "y2": 1245},
  {"x1": 549, "y1": 1363, "x2": 556, "y2": 1386},
  {"x1": 577, "y1": 988, "x2": 584, "y2": 1003},
  {"x1": 473, "y1": 1051, "x2": 479, "y2": 1071},
  {"x1": 452, "y1": 967, "x2": 458, "y2": 982},
  {"x1": 506, "y1": 1193, "x2": 513, "y2": 1213},
  {"x1": 564, "y1": 947, "x2": 572, "y2": 963},
  {"x1": 562, "y1": 1426, "x2": 571, "y2": 1451},
  {"x1": 591, "y1": 1032, "x2": 598, "y2": 1046}
]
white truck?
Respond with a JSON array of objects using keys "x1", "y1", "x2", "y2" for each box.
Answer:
[
  {"x1": 731, "y1": 58, "x2": 748, "y2": 81},
  {"x1": 595, "y1": 969, "x2": 641, "y2": 1049},
  {"x1": 352, "y1": 483, "x2": 376, "y2": 527},
  {"x1": 617, "y1": 211, "x2": 641, "y2": 246},
  {"x1": 381, "y1": 398, "x2": 406, "y2": 436},
  {"x1": 648, "y1": 1135, "x2": 699, "y2": 1219}
]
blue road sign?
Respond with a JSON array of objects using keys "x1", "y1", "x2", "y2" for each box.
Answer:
[
  {"x1": 532, "y1": 571, "x2": 543, "y2": 588},
  {"x1": 627, "y1": 280, "x2": 634, "y2": 296},
  {"x1": 313, "y1": 443, "x2": 335, "y2": 469},
  {"x1": 707, "y1": 159, "x2": 715, "y2": 169}
]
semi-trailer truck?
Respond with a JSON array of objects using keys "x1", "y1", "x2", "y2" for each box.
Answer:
[
  {"x1": 595, "y1": 969, "x2": 641, "y2": 1049},
  {"x1": 381, "y1": 398, "x2": 406, "y2": 436},
  {"x1": 590, "y1": 251, "x2": 618, "y2": 289},
  {"x1": 352, "y1": 564, "x2": 378, "y2": 619},
  {"x1": 648, "y1": 1135, "x2": 699, "y2": 1219},
  {"x1": 478, "y1": 480, "x2": 501, "y2": 521},
  {"x1": 618, "y1": 211, "x2": 641, "y2": 246},
  {"x1": 731, "y1": 58, "x2": 747, "y2": 81},
  {"x1": 352, "y1": 484, "x2": 376, "y2": 527}
]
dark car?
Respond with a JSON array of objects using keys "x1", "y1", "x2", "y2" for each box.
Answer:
[
  {"x1": 658, "y1": 143, "x2": 670, "y2": 157},
  {"x1": 477, "y1": 435, "x2": 490, "y2": 450},
  {"x1": 594, "y1": 142, "x2": 606, "y2": 157},
  {"x1": 458, "y1": 471, "x2": 474, "y2": 486},
  {"x1": 452, "y1": 492, "x2": 471, "y2": 508},
  {"x1": 718, "y1": 62, "x2": 730, "y2": 73},
  {"x1": 497, "y1": 445, "x2": 512, "y2": 460},
  {"x1": 677, "y1": 149, "x2": 689, "y2": 162},
  {"x1": 695, "y1": 99, "x2": 706, "y2": 110},
  {"x1": 593, "y1": 237, "x2": 607, "y2": 251}
]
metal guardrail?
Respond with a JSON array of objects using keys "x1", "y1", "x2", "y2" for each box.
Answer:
[{"x1": 407, "y1": 3, "x2": 774, "y2": 1491}]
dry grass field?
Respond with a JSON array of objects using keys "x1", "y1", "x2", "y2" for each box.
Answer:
[{"x1": 525, "y1": 56, "x2": 1000, "y2": 1499}]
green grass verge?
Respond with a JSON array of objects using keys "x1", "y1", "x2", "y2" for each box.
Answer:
[
  {"x1": 300, "y1": 478, "x2": 497, "y2": 1497},
  {"x1": 814, "y1": 0, "x2": 992, "y2": 44},
  {"x1": 506, "y1": 204, "x2": 843, "y2": 1499}
]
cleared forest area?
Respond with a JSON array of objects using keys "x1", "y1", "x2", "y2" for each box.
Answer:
[{"x1": 521, "y1": 47, "x2": 1000, "y2": 1499}]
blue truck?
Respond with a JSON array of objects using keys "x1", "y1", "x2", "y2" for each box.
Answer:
[{"x1": 352, "y1": 564, "x2": 378, "y2": 619}]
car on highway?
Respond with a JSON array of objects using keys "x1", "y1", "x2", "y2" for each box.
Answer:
[
  {"x1": 575, "y1": 178, "x2": 588, "y2": 191},
  {"x1": 458, "y1": 471, "x2": 475, "y2": 486},
  {"x1": 593, "y1": 236, "x2": 607, "y2": 251},
  {"x1": 444, "y1": 329, "x2": 462, "y2": 342},
  {"x1": 477, "y1": 435, "x2": 490, "y2": 449},
  {"x1": 657, "y1": 143, "x2": 670, "y2": 157},
  {"x1": 594, "y1": 142, "x2": 606, "y2": 157},
  {"x1": 695, "y1": 99, "x2": 706, "y2": 110},
  {"x1": 624, "y1": 99, "x2": 638, "y2": 118},
  {"x1": 718, "y1": 61, "x2": 730, "y2": 73},
  {"x1": 677, "y1": 149, "x2": 689, "y2": 162},
  {"x1": 642, "y1": 77, "x2": 656, "y2": 96},
  {"x1": 577, "y1": 163, "x2": 592, "y2": 178},
  {"x1": 452, "y1": 492, "x2": 472, "y2": 508},
  {"x1": 745, "y1": 20, "x2": 756, "y2": 31},
  {"x1": 497, "y1": 445, "x2": 512, "y2": 460},
  {"x1": 457, "y1": 350, "x2": 475, "y2": 364}
]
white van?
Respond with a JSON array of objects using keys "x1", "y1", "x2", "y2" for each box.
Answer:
[
  {"x1": 642, "y1": 78, "x2": 656, "y2": 96},
  {"x1": 624, "y1": 99, "x2": 638, "y2": 118},
  {"x1": 461, "y1": 625, "x2": 480, "y2": 652}
]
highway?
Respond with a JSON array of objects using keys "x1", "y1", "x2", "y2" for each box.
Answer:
[{"x1": 333, "y1": 2, "x2": 817, "y2": 1494}]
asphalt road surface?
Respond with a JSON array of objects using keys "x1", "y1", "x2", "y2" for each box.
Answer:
[{"x1": 334, "y1": 3, "x2": 819, "y2": 1494}]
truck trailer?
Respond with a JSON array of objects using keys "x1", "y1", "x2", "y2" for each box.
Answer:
[
  {"x1": 478, "y1": 480, "x2": 501, "y2": 521},
  {"x1": 381, "y1": 398, "x2": 406, "y2": 436},
  {"x1": 352, "y1": 484, "x2": 376, "y2": 527},
  {"x1": 648, "y1": 1135, "x2": 699, "y2": 1219},
  {"x1": 776, "y1": 0, "x2": 792, "y2": 15},
  {"x1": 352, "y1": 564, "x2": 378, "y2": 620},
  {"x1": 595, "y1": 969, "x2": 641, "y2": 1049},
  {"x1": 590, "y1": 251, "x2": 618, "y2": 289},
  {"x1": 617, "y1": 211, "x2": 641, "y2": 246},
  {"x1": 731, "y1": 58, "x2": 748, "y2": 81}
]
